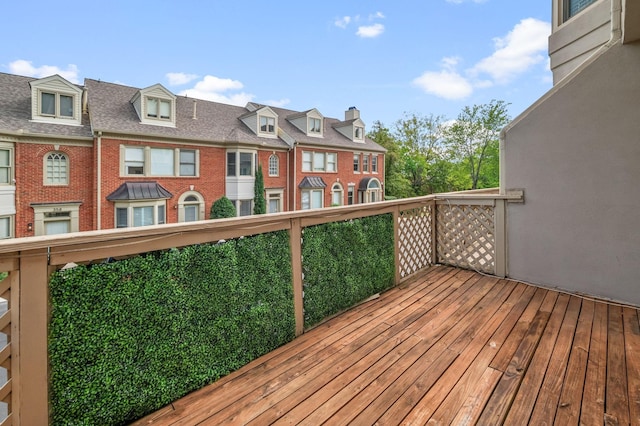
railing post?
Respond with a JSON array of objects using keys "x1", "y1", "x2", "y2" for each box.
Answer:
[
  {"x1": 494, "y1": 199, "x2": 507, "y2": 278},
  {"x1": 289, "y1": 218, "x2": 304, "y2": 336},
  {"x1": 19, "y1": 248, "x2": 50, "y2": 425},
  {"x1": 431, "y1": 199, "x2": 438, "y2": 266},
  {"x1": 393, "y1": 205, "x2": 401, "y2": 286}
]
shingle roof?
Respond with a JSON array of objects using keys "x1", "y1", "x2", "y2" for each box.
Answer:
[
  {"x1": 106, "y1": 181, "x2": 173, "y2": 201},
  {"x1": 0, "y1": 72, "x2": 93, "y2": 139},
  {"x1": 298, "y1": 176, "x2": 327, "y2": 189}
]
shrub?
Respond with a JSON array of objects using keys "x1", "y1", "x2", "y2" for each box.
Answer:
[{"x1": 210, "y1": 196, "x2": 236, "y2": 219}]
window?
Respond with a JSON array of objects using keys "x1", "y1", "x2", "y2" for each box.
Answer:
[
  {"x1": 0, "y1": 216, "x2": 11, "y2": 239},
  {"x1": 355, "y1": 127, "x2": 364, "y2": 140},
  {"x1": 360, "y1": 178, "x2": 383, "y2": 204},
  {"x1": 301, "y1": 189, "x2": 323, "y2": 210},
  {"x1": 231, "y1": 200, "x2": 253, "y2": 216},
  {"x1": 32, "y1": 203, "x2": 80, "y2": 235},
  {"x1": 331, "y1": 183, "x2": 343, "y2": 206},
  {"x1": 372, "y1": 156, "x2": 378, "y2": 173},
  {"x1": 45, "y1": 152, "x2": 68, "y2": 185},
  {"x1": 39, "y1": 91, "x2": 74, "y2": 118},
  {"x1": 123, "y1": 146, "x2": 198, "y2": 177},
  {"x1": 0, "y1": 147, "x2": 12, "y2": 184},
  {"x1": 178, "y1": 191, "x2": 204, "y2": 222},
  {"x1": 564, "y1": 0, "x2": 597, "y2": 21},
  {"x1": 227, "y1": 151, "x2": 255, "y2": 177},
  {"x1": 302, "y1": 151, "x2": 337, "y2": 172},
  {"x1": 115, "y1": 201, "x2": 166, "y2": 228},
  {"x1": 268, "y1": 154, "x2": 279, "y2": 176},
  {"x1": 267, "y1": 190, "x2": 283, "y2": 213},
  {"x1": 363, "y1": 155, "x2": 369, "y2": 173},
  {"x1": 353, "y1": 154, "x2": 360, "y2": 172},
  {"x1": 260, "y1": 116, "x2": 275, "y2": 134},
  {"x1": 347, "y1": 185, "x2": 355, "y2": 205},
  {"x1": 146, "y1": 97, "x2": 171, "y2": 120},
  {"x1": 309, "y1": 117, "x2": 322, "y2": 134}
]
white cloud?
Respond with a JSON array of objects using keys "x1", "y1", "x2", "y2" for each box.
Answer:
[
  {"x1": 178, "y1": 75, "x2": 254, "y2": 106},
  {"x1": 166, "y1": 72, "x2": 198, "y2": 86},
  {"x1": 369, "y1": 11, "x2": 385, "y2": 20},
  {"x1": 9, "y1": 60, "x2": 80, "y2": 83},
  {"x1": 471, "y1": 18, "x2": 551, "y2": 83},
  {"x1": 335, "y1": 16, "x2": 351, "y2": 28},
  {"x1": 357, "y1": 23, "x2": 385, "y2": 38},
  {"x1": 413, "y1": 18, "x2": 550, "y2": 100},
  {"x1": 263, "y1": 98, "x2": 291, "y2": 108},
  {"x1": 413, "y1": 70, "x2": 473, "y2": 100}
]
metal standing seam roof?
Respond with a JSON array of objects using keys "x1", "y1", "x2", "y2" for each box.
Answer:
[
  {"x1": 298, "y1": 176, "x2": 327, "y2": 189},
  {"x1": 105, "y1": 182, "x2": 173, "y2": 201}
]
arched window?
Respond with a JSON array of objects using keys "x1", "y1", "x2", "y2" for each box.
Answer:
[
  {"x1": 178, "y1": 191, "x2": 205, "y2": 222},
  {"x1": 45, "y1": 152, "x2": 68, "y2": 185},
  {"x1": 331, "y1": 182, "x2": 343, "y2": 206},
  {"x1": 268, "y1": 154, "x2": 279, "y2": 176}
]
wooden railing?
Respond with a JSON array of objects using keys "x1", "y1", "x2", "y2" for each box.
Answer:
[{"x1": 0, "y1": 191, "x2": 522, "y2": 425}]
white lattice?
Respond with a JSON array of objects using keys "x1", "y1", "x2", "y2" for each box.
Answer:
[
  {"x1": 398, "y1": 206, "x2": 433, "y2": 278},
  {"x1": 436, "y1": 204, "x2": 495, "y2": 274}
]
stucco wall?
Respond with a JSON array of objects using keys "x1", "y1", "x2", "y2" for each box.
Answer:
[{"x1": 503, "y1": 41, "x2": 640, "y2": 305}]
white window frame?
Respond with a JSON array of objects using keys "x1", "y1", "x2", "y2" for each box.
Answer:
[
  {"x1": 121, "y1": 146, "x2": 199, "y2": 177},
  {"x1": 363, "y1": 154, "x2": 370, "y2": 173},
  {"x1": 32, "y1": 203, "x2": 80, "y2": 236},
  {"x1": 44, "y1": 151, "x2": 69, "y2": 185},
  {"x1": 38, "y1": 90, "x2": 75, "y2": 119},
  {"x1": 355, "y1": 126, "x2": 364, "y2": 140},
  {"x1": 231, "y1": 199, "x2": 253, "y2": 217},
  {"x1": 347, "y1": 184, "x2": 355, "y2": 205},
  {"x1": 226, "y1": 150, "x2": 256, "y2": 177},
  {"x1": 177, "y1": 191, "x2": 205, "y2": 222},
  {"x1": 114, "y1": 200, "x2": 166, "y2": 228},
  {"x1": 145, "y1": 96, "x2": 172, "y2": 121},
  {"x1": 259, "y1": 115, "x2": 276, "y2": 135},
  {"x1": 331, "y1": 183, "x2": 343, "y2": 206},
  {"x1": 0, "y1": 145, "x2": 14, "y2": 185},
  {"x1": 266, "y1": 189, "x2": 284, "y2": 214},
  {"x1": 301, "y1": 189, "x2": 324, "y2": 210},
  {"x1": 362, "y1": 178, "x2": 383, "y2": 204},
  {"x1": 268, "y1": 154, "x2": 279, "y2": 177},
  {"x1": 309, "y1": 117, "x2": 322, "y2": 134},
  {"x1": 372, "y1": 155, "x2": 378, "y2": 173},
  {"x1": 0, "y1": 216, "x2": 13, "y2": 239},
  {"x1": 302, "y1": 151, "x2": 337, "y2": 173},
  {"x1": 353, "y1": 153, "x2": 360, "y2": 173}
]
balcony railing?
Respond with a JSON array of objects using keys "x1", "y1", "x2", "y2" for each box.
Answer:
[{"x1": 0, "y1": 191, "x2": 522, "y2": 425}]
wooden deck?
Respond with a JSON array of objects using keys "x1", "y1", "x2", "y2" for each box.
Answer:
[{"x1": 133, "y1": 266, "x2": 640, "y2": 425}]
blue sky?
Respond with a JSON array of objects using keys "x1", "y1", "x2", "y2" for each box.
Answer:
[{"x1": 3, "y1": 0, "x2": 551, "y2": 127}]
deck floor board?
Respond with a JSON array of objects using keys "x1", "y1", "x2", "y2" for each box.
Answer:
[{"x1": 132, "y1": 266, "x2": 640, "y2": 426}]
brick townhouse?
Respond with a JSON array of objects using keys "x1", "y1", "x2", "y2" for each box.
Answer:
[{"x1": 0, "y1": 72, "x2": 385, "y2": 239}]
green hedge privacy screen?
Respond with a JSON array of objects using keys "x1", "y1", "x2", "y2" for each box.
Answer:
[
  {"x1": 302, "y1": 214, "x2": 395, "y2": 327},
  {"x1": 49, "y1": 231, "x2": 295, "y2": 426}
]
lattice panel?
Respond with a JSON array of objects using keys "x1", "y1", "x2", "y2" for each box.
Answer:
[
  {"x1": 398, "y1": 205, "x2": 433, "y2": 278},
  {"x1": 436, "y1": 204, "x2": 495, "y2": 274}
]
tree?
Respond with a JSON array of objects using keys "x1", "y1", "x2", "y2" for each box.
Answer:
[
  {"x1": 253, "y1": 164, "x2": 266, "y2": 214},
  {"x1": 210, "y1": 196, "x2": 236, "y2": 219},
  {"x1": 444, "y1": 100, "x2": 509, "y2": 190},
  {"x1": 368, "y1": 121, "x2": 413, "y2": 199}
]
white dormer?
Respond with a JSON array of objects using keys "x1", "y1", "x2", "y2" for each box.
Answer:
[
  {"x1": 240, "y1": 105, "x2": 279, "y2": 139},
  {"x1": 130, "y1": 84, "x2": 176, "y2": 128},
  {"x1": 29, "y1": 75, "x2": 83, "y2": 126},
  {"x1": 287, "y1": 108, "x2": 324, "y2": 138},
  {"x1": 333, "y1": 107, "x2": 366, "y2": 143}
]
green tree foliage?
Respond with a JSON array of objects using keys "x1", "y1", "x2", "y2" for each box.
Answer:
[
  {"x1": 253, "y1": 164, "x2": 266, "y2": 214},
  {"x1": 210, "y1": 196, "x2": 237, "y2": 219},
  {"x1": 443, "y1": 99, "x2": 509, "y2": 189},
  {"x1": 368, "y1": 121, "x2": 413, "y2": 199}
]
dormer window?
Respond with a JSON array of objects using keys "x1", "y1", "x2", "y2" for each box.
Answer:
[
  {"x1": 355, "y1": 127, "x2": 364, "y2": 140},
  {"x1": 30, "y1": 75, "x2": 83, "y2": 125},
  {"x1": 146, "y1": 97, "x2": 171, "y2": 120},
  {"x1": 260, "y1": 116, "x2": 275, "y2": 134},
  {"x1": 40, "y1": 92, "x2": 74, "y2": 118},
  {"x1": 130, "y1": 84, "x2": 176, "y2": 128},
  {"x1": 309, "y1": 118, "x2": 322, "y2": 134}
]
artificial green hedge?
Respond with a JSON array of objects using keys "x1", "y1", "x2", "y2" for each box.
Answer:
[
  {"x1": 302, "y1": 214, "x2": 395, "y2": 327},
  {"x1": 49, "y1": 231, "x2": 294, "y2": 426}
]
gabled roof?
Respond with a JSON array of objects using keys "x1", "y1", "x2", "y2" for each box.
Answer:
[
  {"x1": 106, "y1": 182, "x2": 173, "y2": 201},
  {"x1": 0, "y1": 72, "x2": 92, "y2": 139}
]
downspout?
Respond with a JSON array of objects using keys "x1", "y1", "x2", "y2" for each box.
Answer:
[
  {"x1": 286, "y1": 148, "x2": 291, "y2": 211},
  {"x1": 96, "y1": 131, "x2": 102, "y2": 230},
  {"x1": 292, "y1": 143, "x2": 297, "y2": 211}
]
